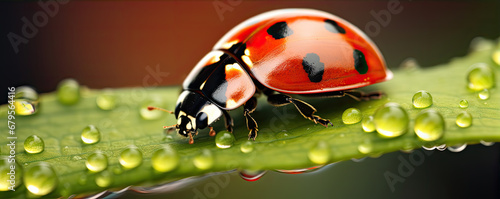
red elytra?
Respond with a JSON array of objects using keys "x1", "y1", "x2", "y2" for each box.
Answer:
[{"x1": 185, "y1": 8, "x2": 391, "y2": 110}]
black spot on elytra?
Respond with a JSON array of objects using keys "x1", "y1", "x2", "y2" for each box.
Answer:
[
  {"x1": 324, "y1": 19, "x2": 345, "y2": 34},
  {"x1": 302, "y1": 53, "x2": 325, "y2": 83},
  {"x1": 353, "y1": 49, "x2": 368, "y2": 74},
  {"x1": 267, "y1": 21, "x2": 294, "y2": 39}
]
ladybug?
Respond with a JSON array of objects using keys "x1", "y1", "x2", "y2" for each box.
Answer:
[{"x1": 149, "y1": 8, "x2": 392, "y2": 144}]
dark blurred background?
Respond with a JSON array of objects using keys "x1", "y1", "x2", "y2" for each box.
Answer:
[{"x1": 1, "y1": 0, "x2": 499, "y2": 198}]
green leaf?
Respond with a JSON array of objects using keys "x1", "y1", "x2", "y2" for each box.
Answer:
[{"x1": 1, "y1": 39, "x2": 499, "y2": 198}]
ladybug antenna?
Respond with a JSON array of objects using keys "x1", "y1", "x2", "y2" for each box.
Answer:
[
  {"x1": 163, "y1": 124, "x2": 178, "y2": 129},
  {"x1": 147, "y1": 106, "x2": 174, "y2": 114}
]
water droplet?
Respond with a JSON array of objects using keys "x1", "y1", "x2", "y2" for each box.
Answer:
[
  {"x1": 215, "y1": 131, "x2": 235, "y2": 149},
  {"x1": 470, "y1": 37, "x2": 494, "y2": 51},
  {"x1": 151, "y1": 146, "x2": 179, "y2": 172},
  {"x1": 78, "y1": 175, "x2": 87, "y2": 185},
  {"x1": 96, "y1": 92, "x2": 117, "y2": 110},
  {"x1": 414, "y1": 109, "x2": 445, "y2": 141},
  {"x1": 399, "y1": 57, "x2": 420, "y2": 71},
  {"x1": 459, "y1": 99, "x2": 469, "y2": 109},
  {"x1": 239, "y1": 170, "x2": 267, "y2": 181},
  {"x1": 24, "y1": 162, "x2": 58, "y2": 196},
  {"x1": 0, "y1": 156, "x2": 22, "y2": 191},
  {"x1": 358, "y1": 139, "x2": 373, "y2": 154},
  {"x1": 164, "y1": 134, "x2": 174, "y2": 142},
  {"x1": 140, "y1": 100, "x2": 164, "y2": 120},
  {"x1": 467, "y1": 63, "x2": 495, "y2": 91},
  {"x1": 24, "y1": 135, "x2": 44, "y2": 154},
  {"x1": 308, "y1": 141, "x2": 330, "y2": 164},
  {"x1": 456, "y1": 111, "x2": 473, "y2": 128},
  {"x1": 81, "y1": 125, "x2": 101, "y2": 144},
  {"x1": 56, "y1": 78, "x2": 80, "y2": 105},
  {"x1": 85, "y1": 152, "x2": 108, "y2": 172},
  {"x1": 240, "y1": 141, "x2": 254, "y2": 153},
  {"x1": 193, "y1": 149, "x2": 214, "y2": 170},
  {"x1": 119, "y1": 146, "x2": 143, "y2": 169},
  {"x1": 448, "y1": 144, "x2": 467, "y2": 152},
  {"x1": 361, "y1": 116, "x2": 375, "y2": 133},
  {"x1": 59, "y1": 182, "x2": 72, "y2": 197},
  {"x1": 342, "y1": 108, "x2": 362, "y2": 124},
  {"x1": 412, "y1": 90, "x2": 433, "y2": 108},
  {"x1": 492, "y1": 50, "x2": 500, "y2": 66},
  {"x1": 478, "y1": 89, "x2": 490, "y2": 100},
  {"x1": 14, "y1": 86, "x2": 39, "y2": 115},
  {"x1": 480, "y1": 140, "x2": 495, "y2": 146},
  {"x1": 373, "y1": 103, "x2": 409, "y2": 138},
  {"x1": 275, "y1": 131, "x2": 289, "y2": 139},
  {"x1": 72, "y1": 156, "x2": 82, "y2": 161},
  {"x1": 95, "y1": 170, "x2": 112, "y2": 187},
  {"x1": 276, "y1": 165, "x2": 323, "y2": 174}
]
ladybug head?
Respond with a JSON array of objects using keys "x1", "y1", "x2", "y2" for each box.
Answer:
[{"x1": 148, "y1": 91, "x2": 222, "y2": 144}]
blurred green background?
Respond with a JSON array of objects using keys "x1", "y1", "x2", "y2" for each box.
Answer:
[{"x1": 1, "y1": 0, "x2": 499, "y2": 198}]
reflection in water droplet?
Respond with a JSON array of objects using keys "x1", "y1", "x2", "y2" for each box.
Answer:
[
  {"x1": 57, "y1": 78, "x2": 81, "y2": 105},
  {"x1": 436, "y1": 144, "x2": 447, "y2": 151},
  {"x1": 239, "y1": 170, "x2": 267, "y2": 181},
  {"x1": 96, "y1": 92, "x2": 117, "y2": 110},
  {"x1": 448, "y1": 144, "x2": 467, "y2": 152},
  {"x1": 414, "y1": 109, "x2": 445, "y2": 141},
  {"x1": 422, "y1": 146, "x2": 436, "y2": 151},
  {"x1": 215, "y1": 131, "x2": 235, "y2": 149},
  {"x1": 24, "y1": 162, "x2": 58, "y2": 196},
  {"x1": 412, "y1": 90, "x2": 433, "y2": 108},
  {"x1": 95, "y1": 170, "x2": 112, "y2": 188},
  {"x1": 86, "y1": 152, "x2": 108, "y2": 172},
  {"x1": 467, "y1": 63, "x2": 495, "y2": 91},
  {"x1": 152, "y1": 146, "x2": 179, "y2": 172},
  {"x1": 459, "y1": 99, "x2": 469, "y2": 109},
  {"x1": 81, "y1": 125, "x2": 101, "y2": 144},
  {"x1": 193, "y1": 149, "x2": 214, "y2": 170},
  {"x1": 480, "y1": 140, "x2": 494, "y2": 146},
  {"x1": 373, "y1": 103, "x2": 409, "y2": 138},
  {"x1": 276, "y1": 165, "x2": 324, "y2": 174},
  {"x1": 456, "y1": 112, "x2": 473, "y2": 128},
  {"x1": 478, "y1": 89, "x2": 490, "y2": 100},
  {"x1": 240, "y1": 141, "x2": 254, "y2": 153},
  {"x1": 119, "y1": 146, "x2": 143, "y2": 169},
  {"x1": 342, "y1": 108, "x2": 362, "y2": 124},
  {"x1": 308, "y1": 141, "x2": 330, "y2": 164},
  {"x1": 361, "y1": 116, "x2": 375, "y2": 133},
  {"x1": 0, "y1": 156, "x2": 22, "y2": 191},
  {"x1": 24, "y1": 135, "x2": 44, "y2": 154},
  {"x1": 14, "y1": 86, "x2": 39, "y2": 115},
  {"x1": 351, "y1": 157, "x2": 367, "y2": 162}
]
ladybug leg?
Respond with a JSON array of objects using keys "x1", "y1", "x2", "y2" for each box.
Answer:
[
  {"x1": 267, "y1": 94, "x2": 333, "y2": 127},
  {"x1": 343, "y1": 90, "x2": 383, "y2": 101},
  {"x1": 244, "y1": 97, "x2": 259, "y2": 140},
  {"x1": 208, "y1": 126, "x2": 216, "y2": 136},
  {"x1": 222, "y1": 110, "x2": 234, "y2": 133}
]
